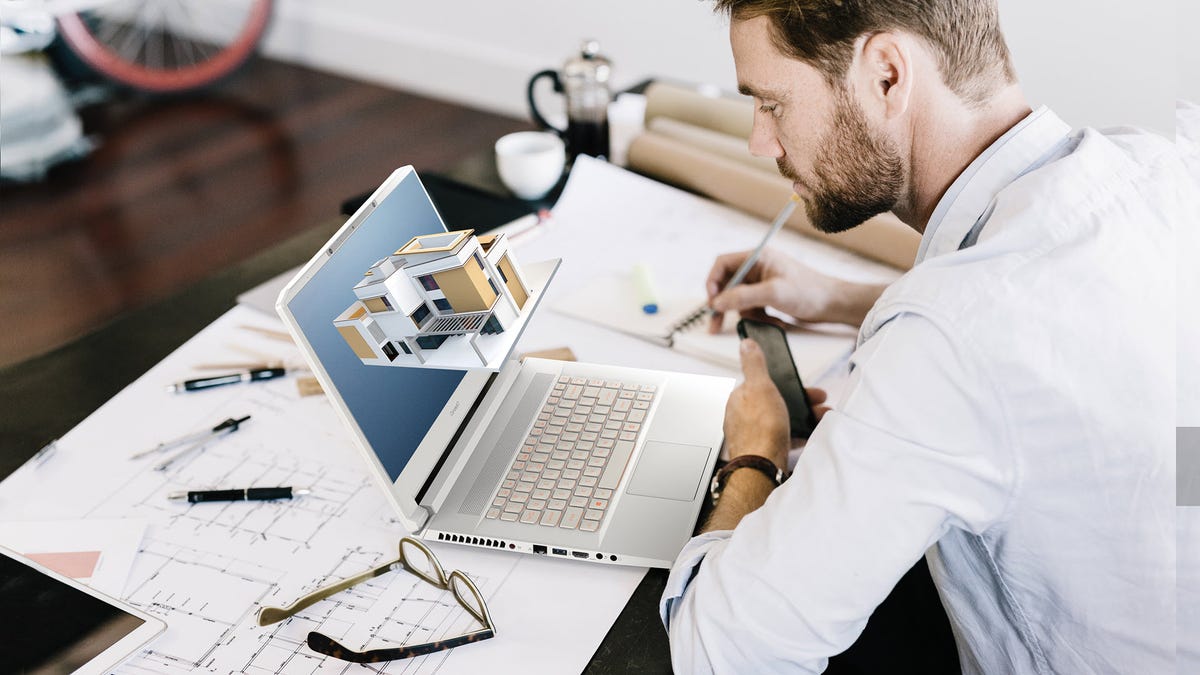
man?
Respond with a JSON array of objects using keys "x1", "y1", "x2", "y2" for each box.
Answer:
[{"x1": 660, "y1": 1, "x2": 1181, "y2": 672}]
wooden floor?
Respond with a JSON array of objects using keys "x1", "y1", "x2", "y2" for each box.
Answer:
[{"x1": 0, "y1": 56, "x2": 528, "y2": 369}]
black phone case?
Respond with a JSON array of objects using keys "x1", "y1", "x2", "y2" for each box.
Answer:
[{"x1": 737, "y1": 319, "x2": 818, "y2": 438}]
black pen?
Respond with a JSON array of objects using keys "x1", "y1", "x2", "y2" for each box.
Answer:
[
  {"x1": 168, "y1": 487, "x2": 311, "y2": 503},
  {"x1": 166, "y1": 368, "x2": 286, "y2": 393}
]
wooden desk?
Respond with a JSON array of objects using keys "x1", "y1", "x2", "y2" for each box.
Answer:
[{"x1": 0, "y1": 174, "x2": 958, "y2": 674}]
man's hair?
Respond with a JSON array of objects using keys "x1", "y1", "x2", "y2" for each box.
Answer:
[{"x1": 714, "y1": 0, "x2": 1016, "y2": 105}]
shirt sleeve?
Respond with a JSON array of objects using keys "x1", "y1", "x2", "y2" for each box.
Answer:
[{"x1": 659, "y1": 312, "x2": 1018, "y2": 673}]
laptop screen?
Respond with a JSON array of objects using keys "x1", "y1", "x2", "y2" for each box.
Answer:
[{"x1": 288, "y1": 173, "x2": 465, "y2": 481}]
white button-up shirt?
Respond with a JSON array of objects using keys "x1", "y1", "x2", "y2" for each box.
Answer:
[{"x1": 661, "y1": 107, "x2": 1181, "y2": 674}]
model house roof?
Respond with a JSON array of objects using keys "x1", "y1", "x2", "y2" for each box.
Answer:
[{"x1": 395, "y1": 230, "x2": 473, "y2": 256}]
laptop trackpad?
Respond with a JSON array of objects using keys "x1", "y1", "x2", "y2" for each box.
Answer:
[{"x1": 625, "y1": 441, "x2": 712, "y2": 502}]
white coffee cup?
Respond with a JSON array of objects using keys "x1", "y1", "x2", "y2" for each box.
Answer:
[{"x1": 495, "y1": 131, "x2": 566, "y2": 200}]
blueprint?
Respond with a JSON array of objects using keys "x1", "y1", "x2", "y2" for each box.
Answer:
[{"x1": 0, "y1": 306, "x2": 645, "y2": 674}]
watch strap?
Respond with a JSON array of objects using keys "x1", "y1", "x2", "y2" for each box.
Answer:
[{"x1": 709, "y1": 454, "x2": 786, "y2": 502}]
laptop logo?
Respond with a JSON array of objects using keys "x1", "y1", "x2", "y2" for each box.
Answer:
[{"x1": 448, "y1": 401, "x2": 462, "y2": 416}]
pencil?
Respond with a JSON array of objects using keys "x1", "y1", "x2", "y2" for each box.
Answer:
[{"x1": 723, "y1": 193, "x2": 801, "y2": 291}]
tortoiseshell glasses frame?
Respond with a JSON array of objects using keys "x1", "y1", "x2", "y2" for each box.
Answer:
[{"x1": 257, "y1": 537, "x2": 495, "y2": 663}]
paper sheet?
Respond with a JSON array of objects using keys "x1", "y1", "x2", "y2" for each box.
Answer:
[
  {"x1": 0, "y1": 518, "x2": 147, "y2": 596},
  {"x1": 0, "y1": 305, "x2": 645, "y2": 675}
]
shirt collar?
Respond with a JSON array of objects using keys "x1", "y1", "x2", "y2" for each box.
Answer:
[{"x1": 914, "y1": 106, "x2": 1073, "y2": 264}]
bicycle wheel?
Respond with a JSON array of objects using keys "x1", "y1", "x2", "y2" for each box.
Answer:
[{"x1": 56, "y1": 0, "x2": 273, "y2": 93}]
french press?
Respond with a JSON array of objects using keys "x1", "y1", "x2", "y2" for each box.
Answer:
[{"x1": 526, "y1": 40, "x2": 612, "y2": 162}]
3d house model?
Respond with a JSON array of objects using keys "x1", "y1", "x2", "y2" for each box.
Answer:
[{"x1": 334, "y1": 229, "x2": 533, "y2": 367}]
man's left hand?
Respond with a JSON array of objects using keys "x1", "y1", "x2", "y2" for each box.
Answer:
[{"x1": 724, "y1": 339, "x2": 792, "y2": 470}]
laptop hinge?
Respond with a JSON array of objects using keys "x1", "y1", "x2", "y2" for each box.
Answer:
[{"x1": 415, "y1": 371, "x2": 498, "y2": 505}]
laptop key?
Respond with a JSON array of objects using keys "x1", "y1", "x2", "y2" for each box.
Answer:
[
  {"x1": 487, "y1": 507, "x2": 501, "y2": 519},
  {"x1": 585, "y1": 508, "x2": 605, "y2": 521},
  {"x1": 569, "y1": 495, "x2": 588, "y2": 508},
  {"x1": 548, "y1": 498, "x2": 567, "y2": 511},
  {"x1": 501, "y1": 511, "x2": 519, "y2": 522},
  {"x1": 520, "y1": 510, "x2": 540, "y2": 524},
  {"x1": 580, "y1": 519, "x2": 600, "y2": 532},
  {"x1": 600, "y1": 441, "x2": 636, "y2": 490},
  {"x1": 540, "y1": 511, "x2": 561, "y2": 527},
  {"x1": 560, "y1": 507, "x2": 584, "y2": 529}
]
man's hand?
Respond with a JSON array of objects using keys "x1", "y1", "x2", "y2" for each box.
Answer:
[
  {"x1": 706, "y1": 247, "x2": 887, "y2": 331},
  {"x1": 705, "y1": 338, "x2": 830, "y2": 533},
  {"x1": 724, "y1": 339, "x2": 791, "y2": 469}
]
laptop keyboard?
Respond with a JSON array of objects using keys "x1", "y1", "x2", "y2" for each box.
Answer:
[{"x1": 485, "y1": 375, "x2": 658, "y2": 532}]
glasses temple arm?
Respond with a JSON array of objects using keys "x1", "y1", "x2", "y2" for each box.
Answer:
[{"x1": 258, "y1": 559, "x2": 399, "y2": 626}]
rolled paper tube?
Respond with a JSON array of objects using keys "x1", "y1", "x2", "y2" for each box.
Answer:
[
  {"x1": 647, "y1": 116, "x2": 779, "y2": 176},
  {"x1": 644, "y1": 81, "x2": 755, "y2": 140},
  {"x1": 627, "y1": 130, "x2": 919, "y2": 270}
]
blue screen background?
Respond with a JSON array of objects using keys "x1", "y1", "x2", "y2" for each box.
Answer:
[{"x1": 289, "y1": 173, "x2": 465, "y2": 480}]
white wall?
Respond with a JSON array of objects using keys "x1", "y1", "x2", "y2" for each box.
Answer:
[{"x1": 261, "y1": 0, "x2": 1178, "y2": 135}]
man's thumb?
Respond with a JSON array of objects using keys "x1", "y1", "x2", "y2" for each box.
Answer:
[{"x1": 739, "y1": 338, "x2": 770, "y2": 382}]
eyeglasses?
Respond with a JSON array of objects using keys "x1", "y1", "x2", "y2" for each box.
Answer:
[{"x1": 256, "y1": 537, "x2": 495, "y2": 663}]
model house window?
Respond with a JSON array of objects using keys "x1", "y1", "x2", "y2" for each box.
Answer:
[
  {"x1": 487, "y1": 278, "x2": 499, "y2": 296},
  {"x1": 381, "y1": 342, "x2": 399, "y2": 362},
  {"x1": 419, "y1": 275, "x2": 439, "y2": 291},
  {"x1": 474, "y1": 253, "x2": 485, "y2": 271},
  {"x1": 363, "y1": 295, "x2": 392, "y2": 313},
  {"x1": 433, "y1": 298, "x2": 453, "y2": 312},
  {"x1": 411, "y1": 303, "x2": 431, "y2": 326},
  {"x1": 496, "y1": 264, "x2": 509, "y2": 284}
]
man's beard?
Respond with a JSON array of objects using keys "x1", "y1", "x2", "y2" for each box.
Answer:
[{"x1": 778, "y1": 88, "x2": 904, "y2": 234}]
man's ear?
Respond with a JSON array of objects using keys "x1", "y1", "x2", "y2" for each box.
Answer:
[{"x1": 851, "y1": 32, "x2": 913, "y2": 120}]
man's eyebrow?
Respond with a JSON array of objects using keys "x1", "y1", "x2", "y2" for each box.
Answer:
[{"x1": 737, "y1": 82, "x2": 785, "y2": 100}]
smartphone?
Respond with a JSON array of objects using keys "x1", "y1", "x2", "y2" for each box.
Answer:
[{"x1": 736, "y1": 318, "x2": 818, "y2": 438}]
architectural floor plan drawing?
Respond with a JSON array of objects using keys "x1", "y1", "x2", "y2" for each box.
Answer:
[{"x1": 0, "y1": 306, "x2": 644, "y2": 675}]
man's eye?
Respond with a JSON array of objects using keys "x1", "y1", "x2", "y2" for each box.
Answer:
[{"x1": 759, "y1": 103, "x2": 780, "y2": 117}]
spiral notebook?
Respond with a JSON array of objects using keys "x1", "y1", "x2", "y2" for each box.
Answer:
[{"x1": 548, "y1": 271, "x2": 856, "y2": 381}]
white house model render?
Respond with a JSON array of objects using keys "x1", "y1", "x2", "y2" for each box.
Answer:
[{"x1": 333, "y1": 229, "x2": 534, "y2": 368}]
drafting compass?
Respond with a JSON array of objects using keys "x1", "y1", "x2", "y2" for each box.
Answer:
[{"x1": 130, "y1": 415, "x2": 251, "y2": 471}]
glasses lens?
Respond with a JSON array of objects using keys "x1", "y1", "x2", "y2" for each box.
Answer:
[
  {"x1": 399, "y1": 538, "x2": 446, "y2": 586},
  {"x1": 449, "y1": 570, "x2": 489, "y2": 626}
]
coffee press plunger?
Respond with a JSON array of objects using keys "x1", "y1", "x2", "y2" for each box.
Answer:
[{"x1": 526, "y1": 39, "x2": 612, "y2": 162}]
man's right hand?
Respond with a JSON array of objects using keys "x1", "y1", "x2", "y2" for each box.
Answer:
[
  {"x1": 707, "y1": 248, "x2": 840, "y2": 332},
  {"x1": 705, "y1": 248, "x2": 888, "y2": 332}
]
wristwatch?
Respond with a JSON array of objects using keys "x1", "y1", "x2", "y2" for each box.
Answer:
[{"x1": 709, "y1": 454, "x2": 787, "y2": 502}]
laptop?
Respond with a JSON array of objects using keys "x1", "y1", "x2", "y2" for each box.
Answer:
[{"x1": 277, "y1": 166, "x2": 734, "y2": 568}]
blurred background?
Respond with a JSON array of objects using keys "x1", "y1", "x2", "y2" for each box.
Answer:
[{"x1": 0, "y1": 0, "x2": 1186, "y2": 370}]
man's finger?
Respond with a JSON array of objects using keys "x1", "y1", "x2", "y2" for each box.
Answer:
[
  {"x1": 739, "y1": 338, "x2": 771, "y2": 384},
  {"x1": 806, "y1": 387, "x2": 828, "y2": 405},
  {"x1": 706, "y1": 251, "x2": 752, "y2": 298},
  {"x1": 708, "y1": 309, "x2": 725, "y2": 334},
  {"x1": 712, "y1": 282, "x2": 775, "y2": 314}
]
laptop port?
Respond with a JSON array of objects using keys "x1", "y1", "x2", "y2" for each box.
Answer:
[
  {"x1": 552, "y1": 548, "x2": 567, "y2": 556},
  {"x1": 571, "y1": 551, "x2": 589, "y2": 559},
  {"x1": 533, "y1": 545, "x2": 547, "y2": 555}
]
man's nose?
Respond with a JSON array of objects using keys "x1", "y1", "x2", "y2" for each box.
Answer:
[{"x1": 748, "y1": 120, "x2": 784, "y2": 159}]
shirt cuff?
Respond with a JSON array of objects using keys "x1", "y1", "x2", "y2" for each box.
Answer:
[{"x1": 659, "y1": 530, "x2": 733, "y2": 630}]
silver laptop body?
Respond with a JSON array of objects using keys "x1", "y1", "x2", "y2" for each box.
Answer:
[{"x1": 277, "y1": 167, "x2": 733, "y2": 568}]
